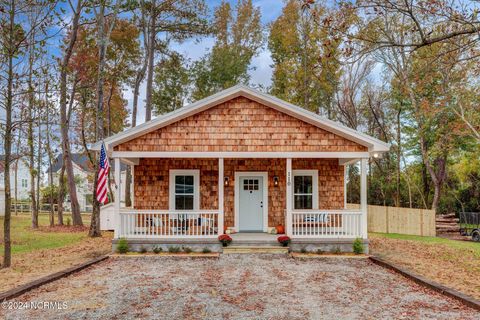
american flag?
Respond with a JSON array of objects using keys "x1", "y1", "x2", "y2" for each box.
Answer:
[{"x1": 96, "y1": 142, "x2": 110, "y2": 204}]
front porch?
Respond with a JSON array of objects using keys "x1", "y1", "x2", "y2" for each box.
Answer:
[{"x1": 111, "y1": 154, "x2": 369, "y2": 252}]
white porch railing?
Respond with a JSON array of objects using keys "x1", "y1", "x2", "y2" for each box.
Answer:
[
  {"x1": 118, "y1": 210, "x2": 219, "y2": 238},
  {"x1": 291, "y1": 210, "x2": 362, "y2": 238}
]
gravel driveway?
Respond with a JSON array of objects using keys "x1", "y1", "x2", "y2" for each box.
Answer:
[{"x1": 1, "y1": 255, "x2": 478, "y2": 319}]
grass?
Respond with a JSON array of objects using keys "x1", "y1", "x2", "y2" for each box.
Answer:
[
  {"x1": 369, "y1": 232, "x2": 480, "y2": 300},
  {"x1": 0, "y1": 213, "x2": 112, "y2": 293},
  {"x1": 0, "y1": 214, "x2": 91, "y2": 255},
  {"x1": 371, "y1": 233, "x2": 480, "y2": 257}
]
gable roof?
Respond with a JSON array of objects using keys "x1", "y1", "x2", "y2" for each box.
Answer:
[
  {"x1": 47, "y1": 153, "x2": 128, "y2": 174},
  {"x1": 93, "y1": 85, "x2": 390, "y2": 154},
  {"x1": 47, "y1": 153, "x2": 94, "y2": 173}
]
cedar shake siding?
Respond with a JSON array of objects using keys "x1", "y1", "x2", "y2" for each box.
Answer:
[
  {"x1": 133, "y1": 159, "x2": 219, "y2": 211},
  {"x1": 133, "y1": 158, "x2": 344, "y2": 228},
  {"x1": 115, "y1": 96, "x2": 367, "y2": 153}
]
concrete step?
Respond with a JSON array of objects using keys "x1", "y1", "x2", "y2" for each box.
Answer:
[
  {"x1": 223, "y1": 246, "x2": 289, "y2": 254},
  {"x1": 230, "y1": 241, "x2": 282, "y2": 247}
]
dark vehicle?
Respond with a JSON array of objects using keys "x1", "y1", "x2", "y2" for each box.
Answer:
[{"x1": 459, "y1": 212, "x2": 480, "y2": 242}]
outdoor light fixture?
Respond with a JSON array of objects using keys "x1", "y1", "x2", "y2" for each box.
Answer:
[
  {"x1": 273, "y1": 175, "x2": 279, "y2": 186},
  {"x1": 373, "y1": 153, "x2": 379, "y2": 158},
  {"x1": 224, "y1": 176, "x2": 229, "y2": 186}
]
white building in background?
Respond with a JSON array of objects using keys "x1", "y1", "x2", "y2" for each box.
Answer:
[
  {"x1": 0, "y1": 155, "x2": 31, "y2": 216},
  {"x1": 47, "y1": 153, "x2": 131, "y2": 212},
  {"x1": 0, "y1": 155, "x2": 31, "y2": 200}
]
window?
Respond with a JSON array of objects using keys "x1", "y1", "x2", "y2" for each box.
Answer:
[
  {"x1": 292, "y1": 170, "x2": 318, "y2": 210},
  {"x1": 169, "y1": 170, "x2": 199, "y2": 211},
  {"x1": 21, "y1": 179, "x2": 28, "y2": 188}
]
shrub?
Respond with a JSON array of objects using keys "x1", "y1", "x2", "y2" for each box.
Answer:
[
  {"x1": 116, "y1": 238, "x2": 129, "y2": 254},
  {"x1": 316, "y1": 249, "x2": 324, "y2": 255},
  {"x1": 168, "y1": 246, "x2": 180, "y2": 253},
  {"x1": 202, "y1": 247, "x2": 212, "y2": 253},
  {"x1": 153, "y1": 246, "x2": 163, "y2": 254},
  {"x1": 353, "y1": 238, "x2": 364, "y2": 254},
  {"x1": 66, "y1": 217, "x2": 71, "y2": 226},
  {"x1": 218, "y1": 234, "x2": 232, "y2": 247},
  {"x1": 277, "y1": 235, "x2": 291, "y2": 247},
  {"x1": 139, "y1": 246, "x2": 147, "y2": 254},
  {"x1": 184, "y1": 247, "x2": 193, "y2": 253},
  {"x1": 300, "y1": 247, "x2": 307, "y2": 254}
]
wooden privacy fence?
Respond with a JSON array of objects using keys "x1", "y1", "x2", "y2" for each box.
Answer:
[{"x1": 348, "y1": 204, "x2": 436, "y2": 236}]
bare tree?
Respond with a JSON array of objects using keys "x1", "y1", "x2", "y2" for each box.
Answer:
[
  {"x1": 351, "y1": 0, "x2": 480, "y2": 54},
  {"x1": 1, "y1": 0, "x2": 55, "y2": 268},
  {"x1": 89, "y1": 0, "x2": 121, "y2": 237},
  {"x1": 59, "y1": 0, "x2": 84, "y2": 226}
]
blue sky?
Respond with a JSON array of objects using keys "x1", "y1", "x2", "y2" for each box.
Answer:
[{"x1": 126, "y1": 0, "x2": 284, "y2": 124}]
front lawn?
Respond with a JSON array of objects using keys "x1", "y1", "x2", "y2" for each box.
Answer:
[
  {"x1": 369, "y1": 233, "x2": 480, "y2": 300},
  {"x1": 0, "y1": 214, "x2": 90, "y2": 255},
  {"x1": 0, "y1": 213, "x2": 112, "y2": 292}
]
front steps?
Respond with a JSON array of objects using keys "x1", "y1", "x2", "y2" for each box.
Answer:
[{"x1": 222, "y1": 246, "x2": 289, "y2": 254}]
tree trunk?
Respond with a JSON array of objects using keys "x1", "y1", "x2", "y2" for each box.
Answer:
[
  {"x1": 106, "y1": 83, "x2": 114, "y2": 137},
  {"x1": 125, "y1": 29, "x2": 148, "y2": 207},
  {"x1": 27, "y1": 30, "x2": 38, "y2": 229},
  {"x1": 3, "y1": 0, "x2": 15, "y2": 269},
  {"x1": 56, "y1": 1, "x2": 83, "y2": 227},
  {"x1": 36, "y1": 105, "x2": 42, "y2": 219},
  {"x1": 144, "y1": 8, "x2": 156, "y2": 122},
  {"x1": 43, "y1": 81, "x2": 54, "y2": 226},
  {"x1": 46, "y1": 105, "x2": 55, "y2": 226},
  {"x1": 90, "y1": 1, "x2": 120, "y2": 237},
  {"x1": 13, "y1": 159, "x2": 18, "y2": 215},
  {"x1": 395, "y1": 108, "x2": 401, "y2": 207},
  {"x1": 57, "y1": 163, "x2": 66, "y2": 225},
  {"x1": 89, "y1": 4, "x2": 107, "y2": 238},
  {"x1": 60, "y1": 0, "x2": 83, "y2": 226}
]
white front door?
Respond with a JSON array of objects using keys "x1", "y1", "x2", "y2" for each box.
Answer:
[{"x1": 238, "y1": 176, "x2": 264, "y2": 231}]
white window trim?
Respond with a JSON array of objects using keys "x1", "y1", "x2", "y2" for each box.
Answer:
[
  {"x1": 292, "y1": 170, "x2": 318, "y2": 210},
  {"x1": 169, "y1": 169, "x2": 200, "y2": 211}
]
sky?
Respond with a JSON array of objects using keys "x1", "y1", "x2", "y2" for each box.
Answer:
[{"x1": 123, "y1": 0, "x2": 284, "y2": 124}]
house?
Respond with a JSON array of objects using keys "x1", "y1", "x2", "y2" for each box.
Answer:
[
  {"x1": 47, "y1": 153, "x2": 131, "y2": 213},
  {"x1": 0, "y1": 155, "x2": 30, "y2": 216},
  {"x1": 0, "y1": 155, "x2": 30, "y2": 200},
  {"x1": 93, "y1": 85, "x2": 389, "y2": 252}
]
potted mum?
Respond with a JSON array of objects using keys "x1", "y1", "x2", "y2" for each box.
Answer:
[
  {"x1": 218, "y1": 234, "x2": 232, "y2": 247},
  {"x1": 277, "y1": 235, "x2": 291, "y2": 247}
]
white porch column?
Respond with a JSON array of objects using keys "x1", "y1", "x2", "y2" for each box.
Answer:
[
  {"x1": 218, "y1": 158, "x2": 224, "y2": 235},
  {"x1": 130, "y1": 164, "x2": 135, "y2": 207},
  {"x1": 286, "y1": 158, "x2": 292, "y2": 236},
  {"x1": 344, "y1": 165, "x2": 347, "y2": 209},
  {"x1": 114, "y1": 157, "x2": 121, "y2": 239},
  {"x1": 360, "y1": 158, "x2": 368, "y2": 239}
]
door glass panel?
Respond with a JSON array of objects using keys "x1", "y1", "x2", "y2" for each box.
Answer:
[{"x1": 243, "y1": 179, "x2": 259, "y2": 191}]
